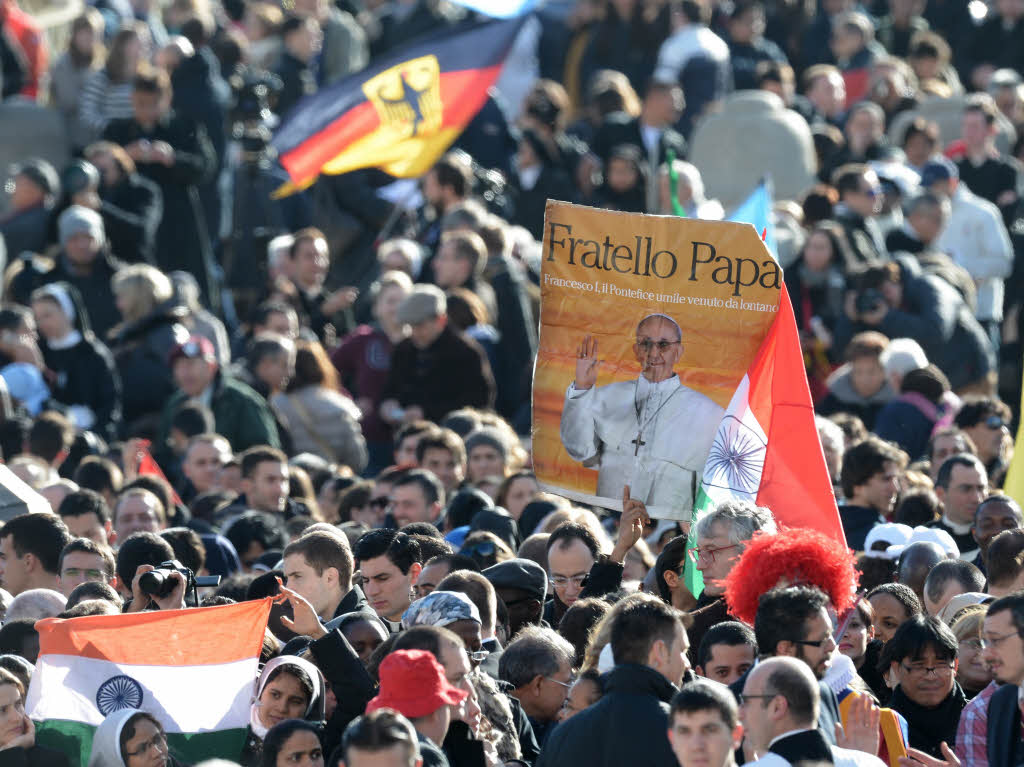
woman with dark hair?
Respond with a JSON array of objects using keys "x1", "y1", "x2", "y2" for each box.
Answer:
[
  {"x1": 873, "y1": 364, "x2": 952, "y2": 459},
  {"x1": 272, "y1": 340, "x2": 367, "y2": 473},
  {"x1": 837, "y1": 598, "x2": 889, "y2": 703},
  {"x1": 785, "y1": 221, "x2": 855, "y2": 353},
  {"x1": 495, "y1": 471, "x2": 540, "y2": 521},
  {"x1": 511, "y1": 128, "x2": 575, "y2": 239},
  {"x1": 260, "y1": 720, "x2": 324, "y2": 767},
  {"x1": 87, "y1": 709, "x2": 182, "y2": 767},
  {"x1": 880, "y1": 614, "x2": 965, "y2": 758}
]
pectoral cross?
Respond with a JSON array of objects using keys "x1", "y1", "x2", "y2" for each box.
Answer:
[{"x1": 631, "y1": 435, "x2": 646, "y2": 456}]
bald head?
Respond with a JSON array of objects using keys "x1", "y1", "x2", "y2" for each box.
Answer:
[
  {"x1": 898, "y1": 541, "x2": 948, "y2": 603},
  {"x1": 749, "y1": 656, "x2": 819, "y2": 728}
]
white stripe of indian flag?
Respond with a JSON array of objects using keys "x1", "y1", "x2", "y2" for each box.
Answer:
[{"x1": 685, "y1": 374, "x2": 769, "y2": 597}]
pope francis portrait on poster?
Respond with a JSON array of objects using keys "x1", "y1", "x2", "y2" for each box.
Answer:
[{"x1": 559, "y1": 313, "x2": 725, "y2": 516}]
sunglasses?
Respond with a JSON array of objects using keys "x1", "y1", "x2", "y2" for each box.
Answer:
[
  {"x1": 984, "y1": 415, "x2": 1007, "y2": 430},
  {"x1": 369, "y1": 496, "x2": 389, "y2": 509}
]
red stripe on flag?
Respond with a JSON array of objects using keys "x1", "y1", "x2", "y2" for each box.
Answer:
[
  {"x1": 751, "y1": 287, "x2": 845, "y2": 546},
  {"x1": 279, "y1": 65, "x2": 503, "y2": 188}
]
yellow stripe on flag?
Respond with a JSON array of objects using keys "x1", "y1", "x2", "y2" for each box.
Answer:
[{"x1": 1003, "y1": 355, "x2": 1024, "y2": 507}]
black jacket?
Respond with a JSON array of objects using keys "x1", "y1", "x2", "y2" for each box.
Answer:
[
  {"x1": 542, "y1": 557, "x2": 624, "y2": 627},
  {"x1": 889, "y1": 683, "x2": 967, "y2": 759},
  {"x1": 107, "y1": 301, "x2": 188, "y2": 433},
  {"x1": 591, "y1": 114, "x2": 687, "y2": 168},
  {"x1": 1, "y1": 745, "x2": 71, "y2": 767},
  {"x1": 104, "y1": 111, "x2": 219, "y2": 312},
  {"x1": 535, "y1": 664, "x2": 678, "y2": 767},
  {"x1": 9, "y1": 249, "x2": 124, "y2": 340},
  {"x1": 40, "y1": 332, "x2": 122, "y2": 442},
  {"x1": 839, "y1": 504, "x2": 884, "y2": 552},
  {"x1": 383, "y1": 326, "x2": 495, "y2": 423},
  {"x1": 0, "y1": 204, "x2": 51, "y2": 258},
  {"x1": 99, "y1": 172, "x2": 162, "y2": 264},
  {"x1": 275, "y1": 51, "x2": 318, "y2": 119},
  {"x1": 833, "y1": 256, "x2": 995, "y2": 391},
  {"x1": 485, "y1": 255, "x2": 537, "y2": 421},
  {"x1": 987, "y1": 683, "x2": 1023, "y2": 767},
  {"x1": 309, "y1": 626, "x2": 376, "y2": 759}
]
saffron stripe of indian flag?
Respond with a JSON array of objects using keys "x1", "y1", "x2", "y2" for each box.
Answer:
[{"x1": 26, "y1": 598, "x2": 272, "y2": 767}]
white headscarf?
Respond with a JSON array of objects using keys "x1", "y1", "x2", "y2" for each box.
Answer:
[
  {"x1": 249, "y1": 655, "x2": 324, "y2": 740},
  {"x1": 87, "y1": 708, "x2": 150, "y2": 767}
]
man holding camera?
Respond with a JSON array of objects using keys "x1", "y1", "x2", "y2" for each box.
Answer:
[{"x1": 834, "y1": 259, "x2": 994, "y2": 393}]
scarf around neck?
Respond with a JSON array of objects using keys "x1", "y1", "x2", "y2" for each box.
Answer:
[{"x1": 889, "y1": 682, "x2": 967, "y2": 758}]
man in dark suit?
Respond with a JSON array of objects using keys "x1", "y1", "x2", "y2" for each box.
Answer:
[{"x1": 591, "y1": 80, "x2": 688, "y2": 211}]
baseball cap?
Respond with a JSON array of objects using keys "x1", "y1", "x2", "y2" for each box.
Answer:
[
  {"x1": 483, "y1": 558, "x2": 548, "y2": 601},
  {"x1": 920, "y1": 157, "x2": 958, "y2": 187},
  {"x1": 936, "y1": 591, "x2": 990, "y2": 625},
  {"x1": 397, "y1": 285, "x2": 446, "y2": 325},
  {"x1": 402, "y1": 590, "x2": 481, "y2": 628},
  {"x1": 366, "y1": 649, "x2": 468, "y2": 718},
  {"x1": 168, "y1": 335, "x2": 216, "y2": 365},
  {"x1": 11, "y1": 158, "x2": 60, "y2": 199},
  {"x1": 863, "y1": 523, "x2": 913, "y2": 560}
]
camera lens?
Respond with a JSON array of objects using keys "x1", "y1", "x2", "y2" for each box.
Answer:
[{"x1": 138, "y1": 570, "x2": 175, "y2": 598}]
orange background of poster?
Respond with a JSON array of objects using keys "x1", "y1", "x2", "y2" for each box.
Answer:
[{"x1": 532, "y1": 201, "x2": 782, "y2": 506}]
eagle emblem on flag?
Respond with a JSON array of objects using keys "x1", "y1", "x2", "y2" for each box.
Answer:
[{"x1": 362, "y1": 55, "x2": 443, "y2": 139}]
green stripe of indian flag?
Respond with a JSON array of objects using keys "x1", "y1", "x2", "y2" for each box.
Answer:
[
  {"x1": 36, "y1": 719, "x2": 248, "y2": 767},
  {"x1": 684, "y1": 375, "x2": 769, "y2": 597},
  {"x1": 26, "y1": 654, "x2": 258, "y2": 729}
]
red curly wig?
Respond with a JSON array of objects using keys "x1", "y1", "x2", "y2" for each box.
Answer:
[{"x1": 723, "y1": 528, "x2": 857, "y2": 625}]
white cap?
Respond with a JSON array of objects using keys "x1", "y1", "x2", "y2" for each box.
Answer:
[
  {"x1": 886, "y1": 525, "x2": 959, "y2": 559},
  {"x1": 863, "y1": 523, "x2": 913, "y2": 559},
  {"x1": 881, "y1": 338, "x2": 928, "y2": 377}
]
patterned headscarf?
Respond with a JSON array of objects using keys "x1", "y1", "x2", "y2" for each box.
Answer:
[{"x1": 402, "y1": 590, "x2": 481, "y2": 628}]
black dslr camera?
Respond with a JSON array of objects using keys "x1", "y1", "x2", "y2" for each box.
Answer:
[{"x1": 139, "y1": 560, "x2": 221, "y2": 607}]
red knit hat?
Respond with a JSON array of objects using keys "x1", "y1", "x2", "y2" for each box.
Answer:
[{"x1": 366, "y1": 650, "x2": 468, "y2": 719}]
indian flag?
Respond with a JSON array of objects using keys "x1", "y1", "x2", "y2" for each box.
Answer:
[
  {"x1": 26, "y1": 599, "x2": 272, "y2": 767},
  {"x1": 684, "y1": 185, "x2": 845, "y2": 597}
]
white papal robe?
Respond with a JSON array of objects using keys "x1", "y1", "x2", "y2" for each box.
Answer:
[{"x1": 559, "y1": 373, "x2": 724, "y2": 520}]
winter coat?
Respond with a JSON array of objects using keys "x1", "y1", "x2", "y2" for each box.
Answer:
[
  {"x1": 485, "y1": 256, "x2": 537, "y2": 421},
  {"x1": 383, "y1": 326, "x2": 495, "y2": 423},
  {"x1": 833, "y1": 256, "x2": 995, "y2": 391},
  {"x1": 272, "y1": 385, "x2": 368, "y2": 471},
  {"x1": 535, "y1": 663, "x2": 678, "y2": 767},
  {"x1": 48, "y1": 52, "x2": 96, "y2": 150},
  {"x1": 0, "y1": 204, "x2": 51, "y2": 259},
  {"x1": 873, "y1": 392, "x2": 944, "y2": 459},
  {"x1": 159, "y1": 372, "x2": 281, "y2": 454},
  {"x1": 320, "y1": 7, "x2": 368, "y2": 84},
  {"x1": 817, "y1": 365, "x2": 896, "y2": 430},
  {"x1": 2, "y1": 745, "x2": 71, "y2": 767},
  {"x1": 9, "y1": 249, "x2": 124, "y2": 340},
  {"x1": 108, "y1": 301, "x2": 189, "y2": 432},
  {"x1": 40, "y1": 331, "x2": 122, "y2": 442},
  {"x1": 99, "y1": 172, "x2": 162, "y2": 265},
  {"x1": 103, "y1": 111, "x2": 219, "y2": 313},
  {"x1": 331, "y1": 324, "x2": 393, "y2": 444}
]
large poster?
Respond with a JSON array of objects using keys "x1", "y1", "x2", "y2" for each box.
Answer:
[{"x1": 532, "y1": 201, "x2": 783, "y2": 521}]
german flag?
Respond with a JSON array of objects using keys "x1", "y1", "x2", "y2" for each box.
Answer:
[{"x1": 272, "y1": 18, "x2": 525, "y2": 193}]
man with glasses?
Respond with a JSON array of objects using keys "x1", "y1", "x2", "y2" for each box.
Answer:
[
  {"x1": 883, "y1": 614, "x2": 965, "y2": 758},
  {"x1": 685, "y1": 500, "x2": 776, "y2": 660},
  {"x1": 931, "y1": 454, "x2": 989, "y2": 563},
  {"x1": 954, "y1": 396, "x2": 1013, "y2": 484},
  {"x1": 832, "y1": 163, "x2": 887, "y2": 265},
  {"x1": 543, "y1": 519, "x2": 643, "y2": 626},
  {"x1": 978, "y1": 593, "x2": 1024, "y2": 767},
  {"x1": 736, "y1": 587, "x2": 843, "y2": 746},
  {"x1": 740, "y1": 656, "x2": 886, "y2": 766},
  {"x1": 498, "y1": 626, "x2": 575, "y2": 747},
  {"x1": 560, "y1": 313, "x2": 725, "y2": 520},
  {"x1": 57, "y1": 538, "x2": 116, "y2": 597}
]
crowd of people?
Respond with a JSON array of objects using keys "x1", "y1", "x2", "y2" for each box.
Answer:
[{"x1": 1, "y1": 0, "x2": 1024, "y2": 764}]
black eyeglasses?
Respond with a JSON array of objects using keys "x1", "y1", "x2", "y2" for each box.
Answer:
[
  {"x1": 791, "y1": 633, "x2": 835, "y2": 649},
  {"x1": 636, "y1": 339, "x2": 680, "y2": 353},
  {"x1": 738, "y1": 693, "x2": 777, "y2": 705},
  {"x1": 369, "y1": 496, "x2": 389, "y2": 509}
]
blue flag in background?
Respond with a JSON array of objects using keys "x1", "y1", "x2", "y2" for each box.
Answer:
[
  {"x1": 727, "y1": 179, "x2": 777, "y2": 260},
  {"x1": 449, "y1": 0, "x2": 538, "y2": 17}
]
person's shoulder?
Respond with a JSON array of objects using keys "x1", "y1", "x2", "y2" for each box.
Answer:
[
  {"x1": 27, "y1": 744, "x2": 72, "y2": 767},
  {"x1": 744, "y1": 754, "x2": 790, "y2": 767},
  {"x1": 220, "y1": 374, "x2": 267, "y2": 403}
]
